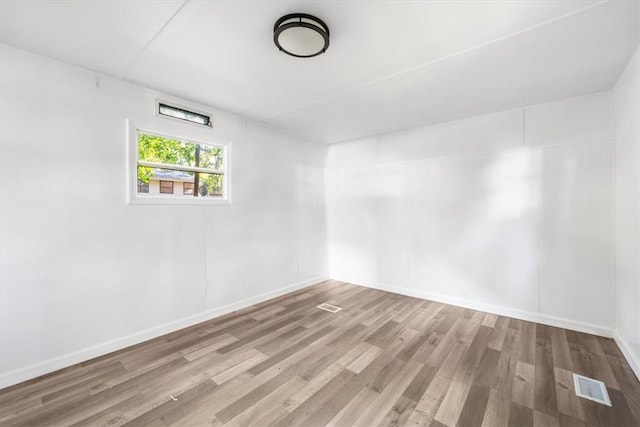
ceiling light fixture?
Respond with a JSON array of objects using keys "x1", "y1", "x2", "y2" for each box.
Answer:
[{"x1": 274, "y1": 13, "x2": 330, "y2": 58}]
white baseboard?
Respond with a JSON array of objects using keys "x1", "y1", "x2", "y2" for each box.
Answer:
[
  {"x1": 613, "y1": 331, "x2": 640, "y2": 381},
  {"x1": 352, "y1": 280, "x2": 615, "y2": 338},
  {"x1": 0, "y1": 275, "x2": 329, "y2": 389}
]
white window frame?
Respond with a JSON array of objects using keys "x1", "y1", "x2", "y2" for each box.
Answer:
[{"x1": 127, "y1": 120, "x2": 232, "y2": 205}]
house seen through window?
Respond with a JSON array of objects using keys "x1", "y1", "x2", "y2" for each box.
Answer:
[
  {"x1": 159, "y1": 180, "x2": 174, "y2": 194},
  {"x1": 136, "y1": 131, "x2": 226, "y2": 199}
]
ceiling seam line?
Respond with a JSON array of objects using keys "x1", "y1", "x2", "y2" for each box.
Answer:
[
  {"x1": 261, "y1": 0, "x2": 610, "y2": 120},
  {"x1": 119, "y1": 0, "x2": 190, "y2": 80}
]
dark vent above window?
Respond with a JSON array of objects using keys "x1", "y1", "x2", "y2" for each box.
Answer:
[{"x1": 158, "y1": 102, "x2": 212, "y2": 127}]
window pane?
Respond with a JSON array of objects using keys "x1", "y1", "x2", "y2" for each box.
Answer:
[
  {"x1": 196, "y1": 172, "x2": 224, "y2": 198},
  {"x1": 158, "y1": 103, "x2": 211, "y2": 126},
  {"x1": 138, "y1": 133, "x2": 196, "y2": 167},
  {"x1": 198, "y1": 144, "x2": 224, "y2": 171},
  {"x1": 138, "y1": 132, "x2": 223, "y2": 171},
  {"x1": 137, "y1": 166, "x2": 223, "y2": 198}
]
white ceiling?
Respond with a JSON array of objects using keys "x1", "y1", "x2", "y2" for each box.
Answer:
[{"x1": 1, "y1": 0, "x2": 638, "y2": 144}]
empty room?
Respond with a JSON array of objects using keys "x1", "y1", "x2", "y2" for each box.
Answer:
[{"x1": 1, "y1": 1, "x2": 639, "y2": 426}]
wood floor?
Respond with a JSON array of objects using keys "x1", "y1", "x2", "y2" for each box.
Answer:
[{"x1": 1, "y1": 281, "x2": 639, "y2": 427}]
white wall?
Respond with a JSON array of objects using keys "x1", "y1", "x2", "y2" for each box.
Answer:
[
  {"x1": 1, "y1": 42, "x2": 634, "y2": 388},
  {"x1": 326, "y1": 91, "x2": 615, "y2": 335},
  {"x1": 613, "y1": 46, "x2": 640, "y2": 378},
  {"x1": 0, "y1": 46, "x2": 328, "y2": 387}
]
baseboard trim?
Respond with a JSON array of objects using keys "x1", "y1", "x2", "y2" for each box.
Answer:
[
  {"x1": 613, "y1": 331, "x2": 640, "y2": 381},
  {"x1": 353, "y1": 280, "x2": 614, "y2": 338},
  {"x1": 0, "y1": 275, "x2": 329, "y2": 389}
]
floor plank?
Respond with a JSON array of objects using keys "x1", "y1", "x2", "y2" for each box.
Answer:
[{"x1": 1, "y1": 280, "x2": 638, "y2": 427}]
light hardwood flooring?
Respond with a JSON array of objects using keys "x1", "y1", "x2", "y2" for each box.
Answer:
[{"x1": 1, "y1": 280, "x2": 639, "y2": 426}]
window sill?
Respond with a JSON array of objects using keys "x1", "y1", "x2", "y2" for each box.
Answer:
[{"x1": 128, "y1": 195, "x2": 232, "y2": 206}]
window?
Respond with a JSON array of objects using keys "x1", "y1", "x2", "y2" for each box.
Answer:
[
  {"x1": 129, "y1": 123, "x2": 230, "y2": 205},
  {"x1": 159, "y1": 180, "x2": 174, "y2": 194},
  {"x1": 157, "y1": 101, "x2": 211, "y2": 127},
  {"x1": 183, "y1": 182, "x2": 194, "y2": 195}
]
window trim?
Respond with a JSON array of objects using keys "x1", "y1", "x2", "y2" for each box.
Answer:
[{"x1": 127, "y1": 120, "x2": 232, "y2": 206}]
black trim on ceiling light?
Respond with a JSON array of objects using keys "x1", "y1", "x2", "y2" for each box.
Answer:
[{"x1": 273, "y1": 13, "x2": 330, "y2": 58}]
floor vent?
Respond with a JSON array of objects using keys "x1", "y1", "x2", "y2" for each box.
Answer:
[
  {"x1": 317, "y1": 303, "x2": 342, "y2": 313},
  {"x1": 573, "y1": 373, "x2": 611, "y2": 406}
]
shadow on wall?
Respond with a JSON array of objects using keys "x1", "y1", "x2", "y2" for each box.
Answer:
[{"x1": 328, "y1": 148, "x2": 543, "y2": 311}]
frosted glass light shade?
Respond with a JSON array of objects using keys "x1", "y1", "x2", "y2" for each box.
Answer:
[{"x1": 274, "y1": 14, "x2": 329, "y2": 58}]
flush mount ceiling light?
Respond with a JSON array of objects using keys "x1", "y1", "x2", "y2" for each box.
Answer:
[{"x1": 274, "y1": 13, "x2": 330, "y2": 58}]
